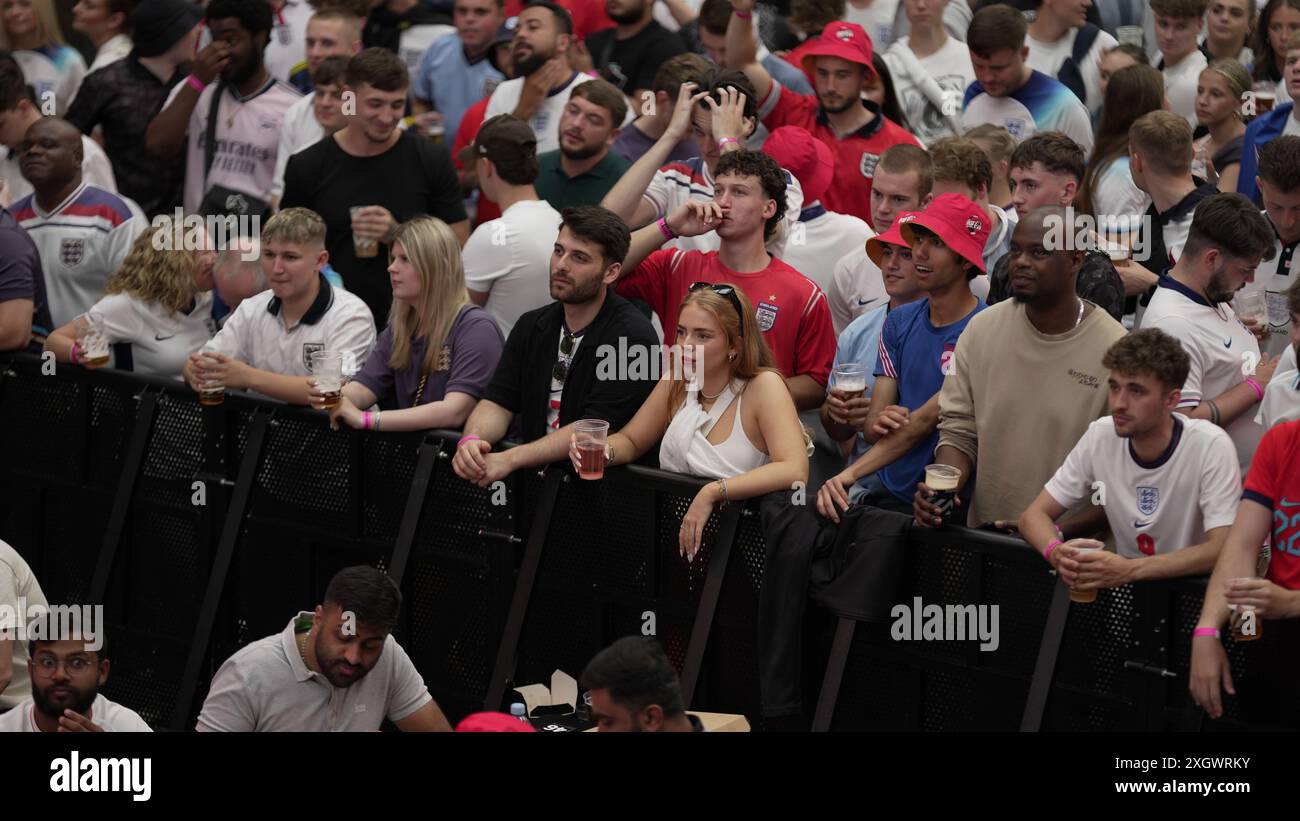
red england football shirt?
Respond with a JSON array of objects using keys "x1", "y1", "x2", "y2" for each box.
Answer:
[
  {"x1": 1243, "y1": 419, "x2": 1300, "y2": 590},
  {"x1": 618, "y1": 248, "x2": 836, "y2": 385},
  {"x1": 758, "y1": 81, "x2": 921, "y2": 228}
]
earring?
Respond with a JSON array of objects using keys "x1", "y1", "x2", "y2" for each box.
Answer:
[{"x1": 728, "y1": 352, "x2": 736, "y2": 361}]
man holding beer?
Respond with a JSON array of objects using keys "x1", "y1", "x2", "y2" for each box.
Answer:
[
  {"x1": 183, "y1": 208, "x2": 375, "y2": 406},
  {"x1": 817, "y1": 195, "x2": 988, "y2": 520},
  {"x1": 1018, "y1": 329, "x2": 1242, "y2": 602}
]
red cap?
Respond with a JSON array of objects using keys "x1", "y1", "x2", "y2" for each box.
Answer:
[
  {"x1": 763, "y1": 126, "x2": 834, "y2": 204},
  {"x1": 799, "y1": 22, "x2": 876, "y2": 79},
  {"x1": 455, "y1": 712, "x2": 537, "y2": 732},
  {"x1": 865, "y1": 211, "x2": 921, "y2": 266},
  {"x1": 900, "y1": 194, "x2": 990, "y2": 273}
]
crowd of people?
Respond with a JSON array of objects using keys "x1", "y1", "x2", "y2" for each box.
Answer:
[{"x1": 1, "y1": 0, "x2": 1300, "y2": 731}]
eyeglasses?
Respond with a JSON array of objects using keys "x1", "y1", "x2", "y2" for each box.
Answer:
[
  {"x1": 689, "y1": 282, "x2": 745, "y2": 334},
  {"x1": 33, "y1": 655, "x2": 95, "y2": 675},
  {"x1": 552, "y1": 328, "x2": 578, "y2": 384}
]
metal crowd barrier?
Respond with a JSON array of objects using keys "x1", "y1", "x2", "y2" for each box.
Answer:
[{"x1": 0, "y1": 354, "x2": 1277, "y2": 731}]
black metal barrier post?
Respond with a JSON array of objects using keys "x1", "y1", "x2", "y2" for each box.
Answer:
[
  {"x1": 170, "y1": 408, "x2": 271, "y2": 732},
  {"x1": 1021, "y1": 583, "x2": 1072, "y2": 732},
  {"x1": 679, "y1": 503, "x2": 744, "y2": 707},
  {"x1": 88, "y1": 389, "x2": 159, "y2": 604},
  {"x1": 387, "y1": 434, "x2": 446, "y2": 587}
]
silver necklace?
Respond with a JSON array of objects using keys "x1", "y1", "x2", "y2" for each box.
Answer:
[
  {"x1": 1073, "y1": 298, "x2": 1085, "y2": 328},
  {"x1": 700, "y1": 381, "x2": 727, "y2": 401}
]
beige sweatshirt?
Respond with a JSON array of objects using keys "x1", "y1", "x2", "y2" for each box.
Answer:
[{"x1": 937, "y1": 300, "x2": 1127, "y2": 526}]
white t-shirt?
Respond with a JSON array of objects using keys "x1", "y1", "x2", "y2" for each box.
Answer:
[
  {"x1": 1092, "y1": 157, "x2": 1151, "y2": 243},
  {"x1": 13, "y1": 46, "x2": 86, "y2": 117},
  {"x1": 0, "y1": 134, "x2": 117, "y2": 205},
  {"x1": 891, "y1": 0, "x2": 971, "y2": 43},
  {"x1": 463, "y1": 198, "x2": 563, "y2": 339},
  {"x1": 0, "y1": 540, "x2": 47, "y2": 711},
  {"x1": 1161, "y1": 49, "x2": 1208, "y2": 129},
  {"x1": 1140, "y1": 277, "x2": 1265, "y2": 473},
  {"x1": 177, "y1": 77, "x2": 302, "y2": 214},
  {"x1": 88, "y1": 33, "x2": 133, "y2": 74},
  {"x1": 485, "y1": 72, "x2": 595, "y2": 154},
  {"x1": 0, "y1": 693, "x2": 152, "y2": 731},
  {"x1": 90, "y1": 290, "x2": 217, "y2": 379},
  {"x1": 827, "y1": 244, "x2": 887, "y2": 335},
  {"x1": 842, "y1": 0, "x2": 901, "y2": 50},
  {"x1": 1284, "y1": 113, "x2": 1300, "y2": 138},
  {"x1": 641, "y1": 156, "x2": 804, "y2": 258},
  {"x1": 1238, "y1": 217, "x2": 1298, "y2": 358},
  {"x1": 961, "y1": 70, "x2": 1095, "y2": 155},
  {"x1": 196, "y1": 612, "x2": 431, "y2": 731},
  {"x1": 781, "y1": 205, "x2": 871, "y2": 297},
  {"x1": 882, "y1": 36, "x2": 974, "y2": 145},
  {"x1": 271, "y1": 92, "x2": 325, "y2": 199},
  {"x1": 1257, "y1": 345, "x2": 1299, "y2": 429},
  {"x1": 263, "y1": 0, "x2": 313, "y2": 84},
  {"x1": 1025, "y1": 27, "x2": 1117, "y2": 114},
  {"x1": 203, "y1": 276, "x2": 375, "y2": 380},
  {"x1": 1045, "y1": 415, "x2": 1241, "y2": 558},
  {"x1": 10, "y1": 182, "x2": 145, "y2": 328}
]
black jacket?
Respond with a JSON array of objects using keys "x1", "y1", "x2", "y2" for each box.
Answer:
[{"x1": 483, "y1": 289, "x2": 660, "y2": 446}]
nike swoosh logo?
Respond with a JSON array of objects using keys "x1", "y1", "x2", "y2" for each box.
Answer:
[
  {"x1": 1223, "y1": 338, "x2": 1232, "y2": 348},
  {"x1": 1282, "y1": 499, "x2": 1300, "y2": 508},
  {"x1": 1134, "y1": 520, "x2": 1153, "y2": 529},
  {"x1": 155, "y1": 334, "x2": 175, "y2": 341},
  {"x1": 857, "y1": 298, "x2": 880, "y2": 307}
]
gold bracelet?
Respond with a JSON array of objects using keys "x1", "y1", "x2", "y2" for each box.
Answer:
[
  {"x1": 606, "y1": 442, "x2": 615, "y2": 465},
  {"x1": 717, "y1": 478, "x2": 729, "y2": 504}
]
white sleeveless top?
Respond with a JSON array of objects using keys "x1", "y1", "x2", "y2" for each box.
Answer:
[{"x1": 658, "y1": 381, "x2": 770, "y2": 480}]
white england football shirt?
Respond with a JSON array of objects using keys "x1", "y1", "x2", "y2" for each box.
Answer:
[
  {"x1": 827, "y1": 244, "x2": 887, "y2": 335},
  {"x1": 1237, "y1": 219, "x2": 1297, "y2": 358},
  {"x1": 263, "y1": 0, "x2": 313, "y2": 84},
  {"x1": 90, "y1": 290, "x2": 218, "y2": 380},
  {"x1": 1258, "y1": 344, "x2": 1300, "y2": 429},
  {"x1": 781, "y1": 205, "x2": 871, "y2": 297},
  {"x1": 11, "y1": 182, "x2": 145, "y2": 328},
  {"x1": 1045, "y1": 415, "x2": 1241, "y2": 558},
  {"x1": 13, "y1": 46, "x2": 86, "y2": 117},
  {"x1": 1, "y1": 134, "x2": 117, "y2": 204},
  {"x1": 1140, "y1": 276, "x2": 1264, "y2": 473},
  {"x1": 485, "y1": 71, "x2": 595, "y2": 154}
]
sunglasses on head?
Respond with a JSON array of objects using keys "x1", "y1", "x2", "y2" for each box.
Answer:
[{"x1": 689, "y1": 282, "x2": 745, "y2": 333}]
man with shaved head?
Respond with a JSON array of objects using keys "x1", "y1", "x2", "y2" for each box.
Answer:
[
  {"x1": 11, "y1": 118, "x2": 145, "y2": 328},
  {"x1": 915, "y1": 205, "x2": 1126, "y2": 532}
]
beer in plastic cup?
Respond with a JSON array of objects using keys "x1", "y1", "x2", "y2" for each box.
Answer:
[
  {"x1": 310, "y1": 350, "x2": 345, "y2": 409},
  {"x1": 349, "y1": 206, "x2": 379, "y2": 258},
  {"x1": 1068, "y1": 544, "x2": 1104, "y2": 603},
  {"x1": 574, "y1": 419, "x2": 610, "y2": 480},
  {"x1": 1256, "y1": 91, "x2": 1276, "y2": 113},
  {"x1": 1227, "y1": 578, "x2": 1264, "y2": 641},
  {"x1": 1234, "y1": 290, "x2": 1268, "y2": 327},
  {"x1": 77, "y1": 315, "x2": 111, "y2": 369},
  {"x1": 199, "y1": 379, "x2": 225, "y2": 406},
  {"x1": 831, "y1": 363, "x2": 867, "y2": 401},
  {"x1": 1105, "y1": 246, "x2": 1130, "y2": 262},
  {"x1": 923, "y1": 464, "x2": 961, "y2": 524}
]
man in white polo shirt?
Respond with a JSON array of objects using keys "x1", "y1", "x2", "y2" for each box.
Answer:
[
  {"x1": 485, "y1": 2, "x2": 593, "y2": 154},
  {"x1": 1020, "y1": 329, "x2": 1242, "y2": 593},
  {"x1": 0, "y1": 622, "x2": 152, "y2": 732},
  {"x1": 197, "y1": 565, "x2": 451, "y2": 732},
  {"x1": 1243, "y1": 137, "x2": 1300, "y2": 358},
  {"x1": 184, "y1": 208, "x2": 375, "y2": 405},
  {"x1": 463, "y1": 114, "x2": 563, "y2": 337},
  {"x1": 1140, "y1": 193, "x2": 1283, "y2": 474}
]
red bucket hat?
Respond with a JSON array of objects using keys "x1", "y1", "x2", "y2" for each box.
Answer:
[
  {"x1": 800, "y1": 21, "x2": 877, "y2": 80},
  {"x1": 763, "y1": 126, "x2": 835, "y2": 204},
  {"x1": 900, "y1": 194, "x2": 991, "y2": 274},
  {"x1": 456, "y1": 712, "x2": 537, "y2": 732},
  {"x1": 865, "y1": 211, "x2": 921, "y2": 267}
]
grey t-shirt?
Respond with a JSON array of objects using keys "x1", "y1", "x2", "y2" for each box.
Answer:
[
  {"x1": 0, "y1": 539, "x2": 47, "y2": 710},
  {"x1": 196, "y1": 612, "x2": 431, "y2": 732}
]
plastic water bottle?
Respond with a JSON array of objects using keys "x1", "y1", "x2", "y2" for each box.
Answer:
[{"x1": 510, "y1": 703, "x2": 528, "y2": 724}]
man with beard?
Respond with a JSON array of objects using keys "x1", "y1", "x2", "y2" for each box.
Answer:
[
  {"x1": 281, "y1": 48, "x2": 468, "y2": 325},
  {"x1": 145, "y1": 0, "x2": 301, "y2": 218},
  {"x1": 11, "y1": 118, "x2": 145, "y2": 329},
  {"x1": 581, "y1": 637, "x2": 702, "y2": 732},
  {"x1": 535, "y1": 78, "x2": 630, "y2": 212},
  {"x1": 724, "y1": 3, "x2": 920, "y2": 226},
  {"x1": 1140, "y1": 193, "x2": 1282, "y2": 474},
  {"x1": 584, "y1": 0, "x2": 687, "y2": 101},
  {"x1": 452, "y1": 205, "x2": 658, "y2": 486},
  {"x1": 197, "y1": 566, "x2": 450, "y2": 731},
  {"x1": 1019, "y1": 328, "x2": 1241, "y2": 593},
  {"x1": 463, "y1": 114, "x2": 563, "y2": 336},
  {"x1": 0, "y1": 622, "x2": 151, "y2": 732},
  {"x1": 915, "y1": 206, "x2": 1126, "y2": 529},
  {"x1": 1242, "y1": 137, "x2": 1300, "y2": 359},
  {"x1": 485, "y1": 2, "x2": 596, "y2": 154}
]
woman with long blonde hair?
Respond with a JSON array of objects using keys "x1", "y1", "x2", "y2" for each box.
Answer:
[
  {"x1": 45, "y1": 222, "x2": 216, "y2": 378},
  {"x1": 570, "y1": 284, "x2": 809, "y2": 560},
  {"x1": 318, "y1": 216, "x2": 505, "y2": 431},
  {"x1": 1, "y1": 0, "x2": 87, "y2": 116}
]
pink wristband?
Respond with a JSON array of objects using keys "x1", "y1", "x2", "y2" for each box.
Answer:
[
  {"x1": 734, "y1": 9, "x2": 752, "y2": 17},
  {"x1": 1193, "y1": 627, "x2": 1221, "y2": 638},
  {"x1": 458, "y1": 434, "x2": 482, "y2": 448},
  {"x1": 656, "y1": 216, "x2": 676, "y2": 241},
  {"x1": 69, "y1": 341, "x2": 81, "y2": 365},
  {"x1": 717, "y1": 137, "x2": 740, "y2": 151},
  {"x1": 186, "y1": 74, "x2": 207, "y2": 93},
  {"x1": 1045, "y1": 539, "x2": 1063, "y2": 561},
  {"x1": 363, "y1": 411, "x2": 373, "y2": 431},
  {"x1": 1245, "y1": 377, "x2": 1264, "y2": 401}
]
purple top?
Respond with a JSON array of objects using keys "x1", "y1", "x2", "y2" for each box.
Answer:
[
  {"x1": 612, "y1": 121, "x2": 698, "y2": 166},
  {"x1": 0, "y1": 207, "x2": 52, "y2": 352},
  {"x1": 354, "y1": 303, "x2": 504, "y2": 408}
]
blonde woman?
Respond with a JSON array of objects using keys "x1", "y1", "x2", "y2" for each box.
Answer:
[
  {"x1": 1, "y1": 0, "x2": 87, "y2": 117},
  {"x1": 45, "y1": 225, "x2": 216, "y2": 378},
  {"x1": 1193, "y1": 59, "x2": 1250, "y2": 192},
  {"x1": 570, "y1": 284, "x2": 808, "y2": 560},
  {"x1": 314, "y1": 216, "x2": 504, "y2": 432}
]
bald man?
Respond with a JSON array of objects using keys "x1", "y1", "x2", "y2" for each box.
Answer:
[{"x1": 11, "y1": 118, "x2": 145, "y2": 327}]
